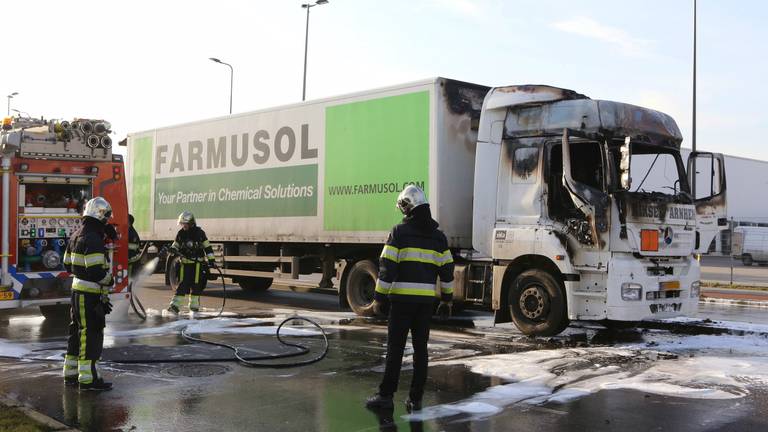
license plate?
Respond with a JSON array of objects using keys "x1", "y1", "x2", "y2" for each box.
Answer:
[
  {"x1": 660, "y1": 281, "x2": 680, "y2": 291},
  {"x1": 0, "y1": 291, "x2": 15, "y2": 300}
]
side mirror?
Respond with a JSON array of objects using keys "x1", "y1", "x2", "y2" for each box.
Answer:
[{"x1": 619, "y1": 136, "x2": 631, "y2": 190}]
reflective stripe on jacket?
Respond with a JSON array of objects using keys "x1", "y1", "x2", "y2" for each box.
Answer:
[
  {"x1": 374, "y1": 207, "x2": 454, "y2": 304},
  {"x1": 170, "y1": 226, "x2": 215, "y2": 264},
  {"x1": 63, "y1": 217, "x2": 112, "y2": 293}
]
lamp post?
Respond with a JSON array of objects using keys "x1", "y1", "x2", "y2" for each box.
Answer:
[
  {"x1": 691, "y1": 0, "x2": 697, "y2": 198},
  {"x1": 301, "y1": 0, "x2": 329, "y2": 101},
  {"x1": 209, "y1": 58, "x2": 233, "y2": 114},
  {"x1": 6, "y1": 92, "x2": 18, "y2": 116}
]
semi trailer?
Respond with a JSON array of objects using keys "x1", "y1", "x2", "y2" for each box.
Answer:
[{"x1": 126, "y1": 78, "x2": 726, "y2": 335}]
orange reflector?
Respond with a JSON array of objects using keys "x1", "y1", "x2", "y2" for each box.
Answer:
[
  {"x1": 641, "y1": 229, "x2": 659, "y2": 251},
  {"x1": 660, "y1": 281, "x2": 680, "y2": 290},
  {"x1": 554, "y1": 255, "x2": 565, "y2": 261}
]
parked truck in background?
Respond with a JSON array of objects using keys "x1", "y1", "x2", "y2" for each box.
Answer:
[
  {"x1": 126, "y1": 77, "x2": 727, "y2": 336},
  {"x1": 0, "y1": 115, "x2": 130, "y2": 319},
  {"x1": 732, "y1": 226, "x2": 768, "y2": 266}
]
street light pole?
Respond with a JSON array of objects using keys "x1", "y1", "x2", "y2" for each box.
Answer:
[
  {"x1": 301, "y1": 0, "x2": 329, "y2": 101},
  {"x1": 6, "y1": 92, "x2": 18, "y2": 116},
  {"x1": 692, "y1": 0, "x2": 697, "y2": 198},
  {"x1": 209, "y1": 58, "x2": 234, "y2": 114}
]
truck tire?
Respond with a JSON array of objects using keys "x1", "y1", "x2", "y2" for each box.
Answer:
[
  {"x1": 345, "y1": 260, "x2": 378, "y2": 317},
  {"x1": 167, "y1": 256, "x2": 181, "y2": 290},
  {"x1": 238, "y1": 277, "x2": 273, "y2": 292},
  {"x1": 508, "y1": 269, "x2": 569, "y2": 336},
  {"x1": 742, "y1": 254, "x2": 753, "y2": 266},
  {"x1": 40, "y1": 304, "x2": 71, "y2": 322}
]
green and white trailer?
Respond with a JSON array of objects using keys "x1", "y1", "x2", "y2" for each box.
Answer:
[{"x1": 127, "y1": 77, "x2": 726, "y2": 335}]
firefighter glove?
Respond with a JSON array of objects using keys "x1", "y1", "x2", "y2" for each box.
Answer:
[
  {"x1": 436, "y1": 300, "x2": 453, "y2": 319},
  {"x1": 101, "y1": 294, "x2": 113, "y2": 315}
]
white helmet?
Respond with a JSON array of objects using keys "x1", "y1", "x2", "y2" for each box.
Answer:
[
  {"x1": 83, "y1": 197, "x2": 112, "y2": 223},
  {"x1": 396, "y1": 185, "x2": 428, "y2": 215},
  {"x1": 178, "y1": 210, "x2": 195, "y2": 225}
]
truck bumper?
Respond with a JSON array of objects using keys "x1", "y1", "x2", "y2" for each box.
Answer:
[{"x1": 605, "y1": 254, "x2": 700, "y2": 321}]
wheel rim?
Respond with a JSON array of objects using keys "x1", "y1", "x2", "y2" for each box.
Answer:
[{"x1": 519, "y1": 285, "x2": 550, "y2": 321}]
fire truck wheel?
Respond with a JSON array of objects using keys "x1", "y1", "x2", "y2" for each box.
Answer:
[
  {"x1": 508, "y1": 269, "x2": 569, "y2": 336},
  {"x1": 345, "y1": 260, "x2": 378, "y2": 317},
  {"x1": 39, "y1": 304, "x2": 71, "y2": 322},
  {"x1": 238, "y1": 277, "x2": 273, "y2": 292}
]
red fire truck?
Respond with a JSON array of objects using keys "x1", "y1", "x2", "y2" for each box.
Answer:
[{"x1": 0, "y1": 115, "x2": 129, "y2": 319}]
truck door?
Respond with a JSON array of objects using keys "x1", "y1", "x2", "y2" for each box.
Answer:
[
  {"x1": 560, "y1": 129, "x2": 610, "y2": 247},
  {"x1": 687, "y1": 152, "x2": 727, "y2": 254}
]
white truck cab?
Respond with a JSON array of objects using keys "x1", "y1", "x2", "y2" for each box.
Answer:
[{"x1": 470, "y1": 85, "x2": 726, "y2": 335}]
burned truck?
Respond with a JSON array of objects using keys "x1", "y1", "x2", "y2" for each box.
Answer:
[
  {"x1": 474, "y1": 85, "x2": 726, "y2": 335},
  {"x1": 127, "y1": 78, "x2": 726, "y2": 335}
]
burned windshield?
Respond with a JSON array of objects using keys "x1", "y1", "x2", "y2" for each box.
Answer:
[{"x1": 614, "y1": 142, "x2": 690, "y2": 199}]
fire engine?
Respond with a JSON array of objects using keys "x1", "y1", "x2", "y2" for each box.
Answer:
[{"x1": 0, "y1": 115, "x2": 129, "y2": 319}]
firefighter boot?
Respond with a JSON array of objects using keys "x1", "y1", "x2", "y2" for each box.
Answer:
[
  {"x1": 63, "y1": 355, "x2": 78, "y2": 386},
  {"x1": 167, "y1": 295, "x2": 183, "y2": 314},
  {"x1": 78, "y1": 360, "x2": 112, "y2": 391},
  {"x1": 189, "y1": 295, "x2": 201, "y2": 312}
]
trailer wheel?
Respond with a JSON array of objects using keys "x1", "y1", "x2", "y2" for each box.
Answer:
[
  {"x1": 167, "y1": 256, "x2": 181, "y2": 290},
  {"x1": 742, "y1": 254, "x2": 753, "y2": 266},
  {"x1": 40, "y1": 304, "x2": 71, "y2": 322},
  {"x1": 238, "y1": 277, "x2": 273, "y2": 292},
  {"x1": 508, "y1": 269, "x2": 569, "y2": 336},
  {"x1": 345, "y1": 260, "x2": 378, "y2": 317}
]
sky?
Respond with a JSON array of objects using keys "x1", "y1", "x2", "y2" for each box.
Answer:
[{"x1": 2, "y1": 0, "x2": 766, "y2": 160}]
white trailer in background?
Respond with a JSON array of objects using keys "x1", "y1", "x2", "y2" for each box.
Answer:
[{"x1": 127, "y1": 77, "x2": 726, "y2": 336}]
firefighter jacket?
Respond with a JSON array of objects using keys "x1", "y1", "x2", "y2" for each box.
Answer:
[
  {"x1": 128, "y1": 225, "x2": 141, "y2": 264},
  {"x1": 374, "y1": 205, "x2": 454, "y2": 304},
  {"x1": 63, "y1": 217, "x2": 113, "y2": 294},
  {"x1": 170, "y1": 226, "x2": 215, "y2": 265}
]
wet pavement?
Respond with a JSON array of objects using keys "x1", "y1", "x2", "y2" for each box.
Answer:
[{"x1": 0, "y1": 275, "x2": 767, "y2": 431}]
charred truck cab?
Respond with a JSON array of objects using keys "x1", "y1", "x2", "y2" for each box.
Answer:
[{"x1": 470, "y1": 85, "x2": 726, "y2": 335}]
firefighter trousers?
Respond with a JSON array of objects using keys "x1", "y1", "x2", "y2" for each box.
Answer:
[
  {"x1": 65, "y1": 291, "x2": 106, "y2": 384},
  {"x1": 175, "y1": 262, "x2": 207, "y2": 296},
  {"x1": 378, "y1": 301, "x2": 433, "y2": 401}
]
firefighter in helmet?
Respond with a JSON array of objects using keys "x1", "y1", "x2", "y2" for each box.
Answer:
[
  {"x1": 62, "y1": 197, "x2": 114, "y2": 391},
  {"x1": 167, "y1": 211, "x2": 216, "y2": 313},
  {"x1": 365, "y1": 185, "x2": 454, "y2": 413}
]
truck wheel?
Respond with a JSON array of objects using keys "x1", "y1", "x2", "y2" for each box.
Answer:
[
  {"x1": 238, "y1": 277, "x2": 273, "y2": 292},
  {"x1": 167, "y1": 256, "x2": 181, "y2": 290},
  {"x1": 508, "y1": 269, "x2": 569, "y2": 336},
  {"x1": 40, "y1": 304, "x2": 71, "y2": 322},
  {"x1": 345, "y1": 260, "x2": 378, "y2": 317},
  {"x1": 742, "y1": 254, "x2": 753, "y2": 266}
]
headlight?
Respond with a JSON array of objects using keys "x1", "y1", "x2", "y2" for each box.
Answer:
[
  {"x1": 621, "y1": 282, "x2": 643, "y2": 301},
  {"x1": 690, "y1": 281, "x2": 701, "y2": 298}
]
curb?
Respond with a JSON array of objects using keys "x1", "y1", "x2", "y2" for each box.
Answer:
[
  {"x1": 0, "y1": 395, "x2": 79, "y2": 432},
  {"x1": 700, "y1": 296, "x2": 768, "y2": 308}
]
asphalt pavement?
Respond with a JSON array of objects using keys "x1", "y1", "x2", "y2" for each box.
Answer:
[{"x1": 0, "y1": 272, "x2": 766, "y2": 431}]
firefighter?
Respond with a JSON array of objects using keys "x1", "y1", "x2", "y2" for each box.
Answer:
[
  {"x1": 365, "y1": 185, "x2": 454, "y2": 413},
  {"x1": 62, "y1": 197, "x2": 114, "y2": 391},
  {"x1": 167, "y1": 211, "x2": 216, "y2": 313},
  {"x1": 127, "y1": 214, "x2": 142, "y2": 277}
]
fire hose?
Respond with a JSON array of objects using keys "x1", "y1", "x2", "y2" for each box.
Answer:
[{"x1": 126, "y1": 244, "x2": 329, "y2": 367}]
